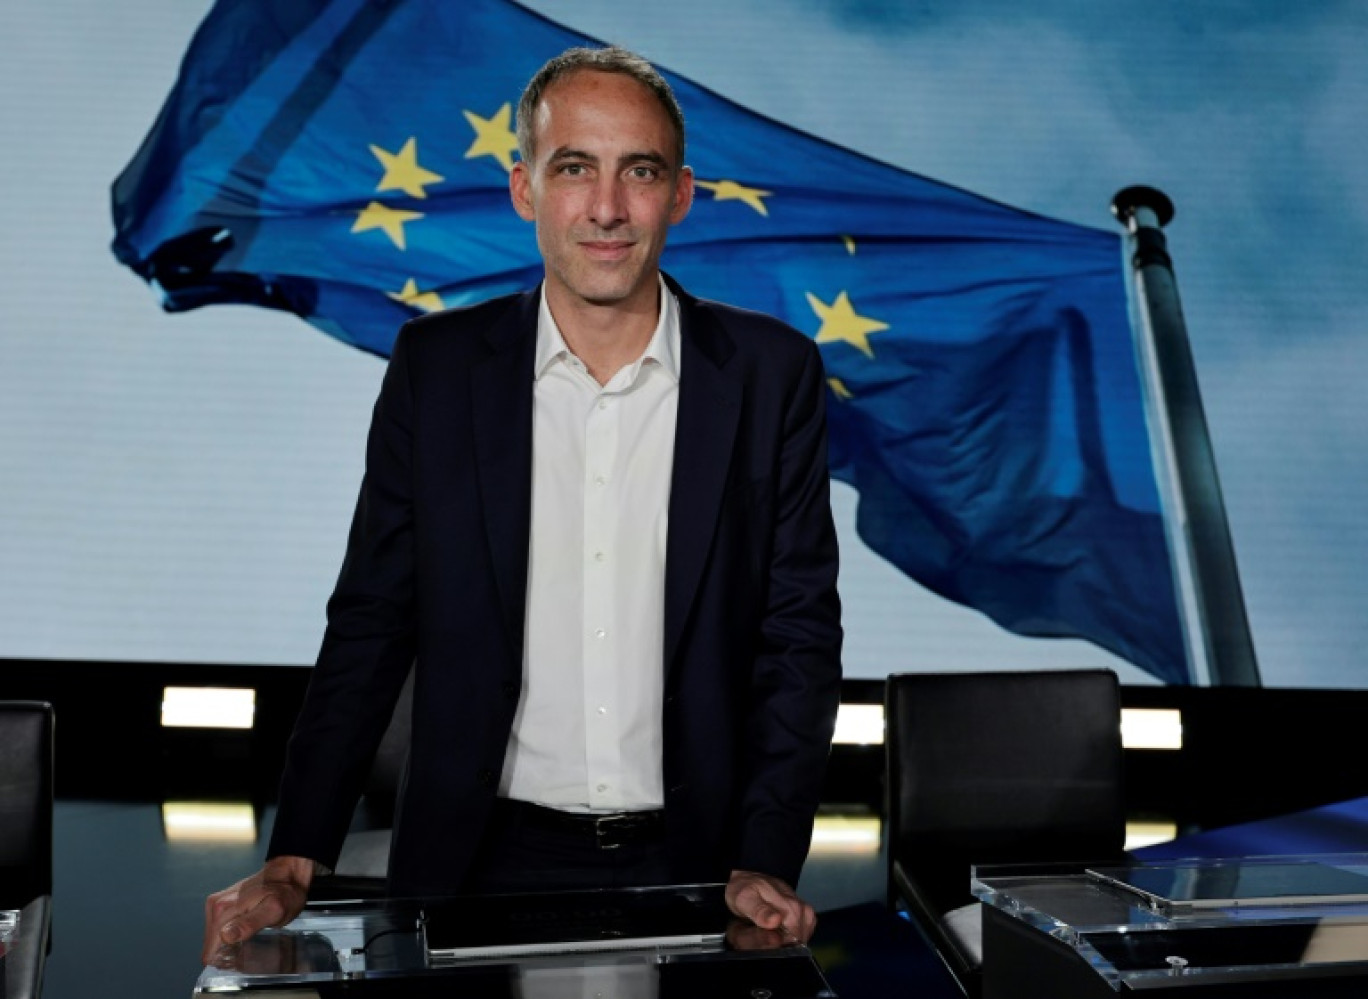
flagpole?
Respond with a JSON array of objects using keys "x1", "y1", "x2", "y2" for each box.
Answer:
[{"x1": 1112, "y1": 186, "x2": 1261, "y2": 686}]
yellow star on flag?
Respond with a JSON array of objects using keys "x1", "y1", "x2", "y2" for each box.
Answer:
[
  {"x1": 697, "y1": 178, "x2": 772, "y2": 216},
  {"x1": 806, "y1": 290, "x2": 889, "y2": 359},
  {"x1": 352, "y1": 201, "x2": 424, "y2": 250},
  {"x1": 841, "y1": 235, "x2": 857, "y2": 255},
  {"x1": 370, "y1": 137, "x2": 444, "y2": 199},
  {"x1": 387, "y1": 278, "x2": 445, "y2": 313},
  {"x1": 463, "y1": 103, "x2": 520, "y2": 171},
  {"x1": 827, "y1": 377, "x2": 854, "y2": 400}
]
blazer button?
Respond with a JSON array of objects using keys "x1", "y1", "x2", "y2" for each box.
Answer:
[
  {"x1": 502, "y1": 681, "x2": 519, "y2": 699},
  {"x1": 478, "y1": 768, "x2": 497, "y2": 788}
]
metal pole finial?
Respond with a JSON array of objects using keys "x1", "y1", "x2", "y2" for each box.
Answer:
[{"x1": 1112, "y1": 186, "x2": 1175, "y2": 228}]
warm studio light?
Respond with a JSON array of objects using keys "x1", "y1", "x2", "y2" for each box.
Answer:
[
  {"x1": 809, "y1": 813, "x2": 882, "y2": 856},
  {"x1": 161, "y1": 801, "x2": 258, "y2": 843},
  {"x1": 832, "y1": 703, "x2": 884, "y2": 746},
  {"x1": 1124, "y1": 819, "x2": 1179, "y2": 850},
  {"x1": 160, "y1": 686, "x2": 256, "y2": 729},
  {"x1": 1121, "y1": 708, "x2": 1183, "y2": 750}
]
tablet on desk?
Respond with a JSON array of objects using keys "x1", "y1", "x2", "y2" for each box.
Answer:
[
  {"x1": 1085, "y1": 860, "x2": 1368, "y2": 912},
  {"x1": 420, "y1": 886, "x2": 729, "y2": 961}
]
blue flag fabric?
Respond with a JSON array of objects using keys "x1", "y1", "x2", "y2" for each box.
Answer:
[{"x1": 111, "y1": 0, "x2": 1192, "y2": 684}]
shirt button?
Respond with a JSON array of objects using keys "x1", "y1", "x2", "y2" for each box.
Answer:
[
  {"x1": 593, "y1": 551, "x2": 606, "y2": 562},
  {"x1": 594, "y1": 475, "x2": 606, "y2": 486},
  {"x1": 597, "y1": 399, "x2": 608, "y2": 410},
  {"x1": 597, "y1": 706, "x2": 607, "y2": 715},
  {"x1": 595, "y1": 628, "x2": 606, "y2": 639},
  {"x1": 596, "y1": 783, "x2": 608, "y2": 793}
]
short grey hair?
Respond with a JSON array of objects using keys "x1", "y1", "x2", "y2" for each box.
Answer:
[{"x1": 515, "y1": 45, "x2": 686, "y2": 168}]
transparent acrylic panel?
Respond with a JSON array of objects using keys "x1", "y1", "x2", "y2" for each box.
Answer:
[{"x1": 973, "y1": 854, "x2": 1368, "y2": 988}]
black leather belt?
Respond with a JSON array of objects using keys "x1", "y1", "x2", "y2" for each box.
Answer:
[{"x1": 496, "y1": 798, "x2": 665, "y2": 850}]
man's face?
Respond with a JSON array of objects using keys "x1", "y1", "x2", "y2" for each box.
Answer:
[{"x1": 510, "y1": 70, "x2": 693, "y2": 317}]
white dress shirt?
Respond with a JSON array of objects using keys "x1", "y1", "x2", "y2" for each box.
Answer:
[{"x1": 499, "y1": 277, "x2": 680, "y2": 813}]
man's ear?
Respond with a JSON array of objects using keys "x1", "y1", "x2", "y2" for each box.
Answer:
[
  {"x1": 510, "y1": 160, "x2": 536, "y2": 221},
  {"x1": 670, "y1": 165, "x2": 695, "y2": 225}
]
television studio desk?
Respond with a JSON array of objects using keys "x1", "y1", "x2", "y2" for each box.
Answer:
[
  {"x1": 193, "y1": 884, "x2": 836, "y2": 998},
  {"x1": 974, "y1": 853, "x2": 1368, "y2": 997}
]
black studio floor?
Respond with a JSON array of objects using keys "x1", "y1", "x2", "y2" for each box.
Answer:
[{"x1": 44, "y1": 799, "x2": 891, "y2": 999}]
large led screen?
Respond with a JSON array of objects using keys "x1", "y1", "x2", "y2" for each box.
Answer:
[{"x1": 3, "y1": 1, "x2": 1365, "y2": 687}]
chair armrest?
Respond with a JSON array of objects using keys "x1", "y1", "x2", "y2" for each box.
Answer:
[{"x1": 4, "y1": 895, "x2": 52, "y2": 999}]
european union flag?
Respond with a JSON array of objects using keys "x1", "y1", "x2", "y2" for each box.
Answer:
[{"x1": 112, "y1": 0, "x2": 1191, "y2": 684}]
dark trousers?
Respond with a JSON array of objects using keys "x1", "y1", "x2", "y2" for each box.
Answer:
[{"x1": 463, "y1": 799, "x2": 673, "y2": 895}]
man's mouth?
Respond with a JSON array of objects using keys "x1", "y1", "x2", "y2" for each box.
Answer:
[{"x1": 580, "y1": 240, "x2": 635, "y2": 259}]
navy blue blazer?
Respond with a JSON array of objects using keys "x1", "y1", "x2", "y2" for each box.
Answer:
[{"x1": 268, "y1": 274, "x2": 843, "y2": 895}]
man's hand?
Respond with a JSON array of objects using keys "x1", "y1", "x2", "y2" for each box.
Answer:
[
  {"x1": 724, "y1": 869, "x2": 816, "y2": 944},
  {"x1": 202, "y1": 856, "x2": 315, "y2": 964},
  {"x1": 725, "y1": 918, "x2": 798, "y2": 952}
]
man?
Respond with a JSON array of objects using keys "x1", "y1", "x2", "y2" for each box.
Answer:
[{"x1": 203, "y1": 45, "x2": 842, "y2": 962}]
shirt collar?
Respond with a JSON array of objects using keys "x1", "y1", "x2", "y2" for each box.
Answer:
[{"x1": 534, "y1": 274, "x2": 680, "y2": 384}]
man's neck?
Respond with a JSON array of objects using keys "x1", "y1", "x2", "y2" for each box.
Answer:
[{"x1": 546, "y1": 281, "x2": 661, "y2": 387}]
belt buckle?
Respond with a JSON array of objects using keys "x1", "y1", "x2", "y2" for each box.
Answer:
[{"x1": 594, "y1": 813, "x2": 632, "y2": 851}]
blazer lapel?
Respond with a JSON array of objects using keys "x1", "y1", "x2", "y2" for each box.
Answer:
[
  {"x1": 471, "y1": 288, "x2": 539, "y2": 662},
  {"x1": 664, "y1": 278, "x2": 742, "y2": 673}
]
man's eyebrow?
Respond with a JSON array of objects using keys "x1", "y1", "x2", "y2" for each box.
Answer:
[
  {"x1": 544, "y1": 147, "x2": 672, "y2": 170},
  {"x1": 546, "y1": 146, "x2": 596, "y2": 164},
  {"x1": 620, "y1": 151, "x2": 671, "y2": 169}
]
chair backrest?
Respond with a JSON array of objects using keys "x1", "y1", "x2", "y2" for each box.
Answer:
[
  {"x1": 0, "y1": 701, "x2": 55, "y2": 908},
  {"x1": 885, "y1": 669, "x2": 1125, "y2": 919}
]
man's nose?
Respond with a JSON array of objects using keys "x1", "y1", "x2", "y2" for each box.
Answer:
[{"x1": 588, "y1": 176, "x2": 627, "y2": 228}]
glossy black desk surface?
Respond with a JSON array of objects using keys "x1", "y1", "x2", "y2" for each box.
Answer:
[{"x1": 195, "y1": 885, "x2": 835, "y2": 998}]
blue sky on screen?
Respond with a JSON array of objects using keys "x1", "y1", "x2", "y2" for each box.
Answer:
[{"x1": 1, "y1": 0, "x2": 1365, "y2": 686}]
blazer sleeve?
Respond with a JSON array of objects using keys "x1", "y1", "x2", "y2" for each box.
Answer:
[
  {"x1": 267, "y1": 324, "x2": 421, "y2": 869},
  {"x1": 734, "y1": 338, "x2": 844, "y2": 885}
]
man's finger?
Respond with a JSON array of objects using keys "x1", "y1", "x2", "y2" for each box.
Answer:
[
  {"x1": 763, "y1": 897, "x2": 809, "y2": 939},
  {"x1": 231, "y1": 887, "x2": 296, "y2": 937},
  {"x1": 725, "y1": 870, "x2": 818, "y2": 943},
  {"x1": 730, "y1": 882, "x2": 793, "y2": 928},
  {"x1": 202, "y1": 887, "x2": 285, "y2": 961},
  {"x1": 203, "y1": 857, "x2": 315, "y2": 964},
  {"x1": 203, "y1": 886, "x2": 245, "y2": 962},
  {"x1": 791, "y1": 904, "x2": 817, "y2": 943},
  {"x1": 725, "y1": 919, "x2": 793, "y2": 952},
  {"x1": 745, "y1": 896, "x2": 784, "y2": 929}
]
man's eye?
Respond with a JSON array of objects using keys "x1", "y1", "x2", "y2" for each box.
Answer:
[
  {"x1": 560, "y1": 163, "x2": 586, "y2": 176},
  {"x1": 629, "y1": 166, "x2": 658, "y2": 180}
]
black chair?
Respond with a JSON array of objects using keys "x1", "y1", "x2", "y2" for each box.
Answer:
[
  {"x1": 0, "y1": 700, "x2": 55, "y2": 999},
  {"x1": 884, "y1": 670, "x2": 1126, "y2": 997}
]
